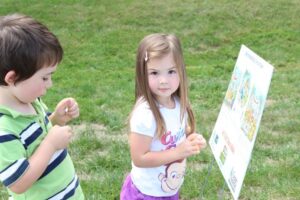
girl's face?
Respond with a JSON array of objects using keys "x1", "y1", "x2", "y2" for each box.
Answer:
[
  {"x1": 147, "y1": 52, "x2": 180, "y2": 106},
  {"x1": 11, "y1": 65, "x2": 57, "y2": 104}
]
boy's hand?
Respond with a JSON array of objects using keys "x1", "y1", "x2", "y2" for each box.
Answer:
[
  {"x1": 51, "y1": 98, "x2": 79, "y2": 126},
  {"x1": 44, "y1": 125, "x2": 72, "y2": 151}
]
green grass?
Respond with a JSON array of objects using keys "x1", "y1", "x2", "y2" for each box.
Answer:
[{"x1": 1, "y1": 0, "x2": 299, "y2": 199}]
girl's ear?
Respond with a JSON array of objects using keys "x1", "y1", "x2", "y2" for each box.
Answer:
[{"x1": 4, "y1": 71, "x2": 17, "y2": 85}]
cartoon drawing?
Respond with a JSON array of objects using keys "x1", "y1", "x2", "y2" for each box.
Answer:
[
  {"x1": 241, "y1": 88, "x2": 263, "y2": 141},
  {"x1": 238, "y1": 70, "x2": 251, "y2": 110},
  {"x1": 214, "y1": 132, "x2": 219, "y2": 144},
  {"x1": 225, "y1": 66, "x2": 243, "y2": 108},
  {"x1": 219, "y1": 145, "x2": 228, "y2": 165},
  {"x1": 231, "y1": 70, "x2": 252, "y2": 121},
  {"x1": 158, "y1": 160, "x2": 186, "y2": 193}
]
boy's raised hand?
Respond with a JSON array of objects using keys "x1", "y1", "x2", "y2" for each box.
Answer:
[{"x1": 50, "y1": 98, "x2": 79, "y2": 126}]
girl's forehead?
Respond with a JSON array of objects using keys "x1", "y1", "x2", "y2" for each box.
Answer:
[{"x1": 147, "y1": 53, "x2": 175, "y2": 68}]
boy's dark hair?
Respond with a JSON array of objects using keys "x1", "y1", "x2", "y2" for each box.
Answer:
[{"x1": 0, "y1": 13, "x2": 63, "y2": 85}]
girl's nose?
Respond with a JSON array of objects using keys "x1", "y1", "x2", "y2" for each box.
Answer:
[{"x1": 159, "y1": 75, "x2": 167, "y2": 84}]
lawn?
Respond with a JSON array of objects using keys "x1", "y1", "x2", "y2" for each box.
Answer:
[{"x1": 0, "y1": 0, "x2": 299, "y2": 199}]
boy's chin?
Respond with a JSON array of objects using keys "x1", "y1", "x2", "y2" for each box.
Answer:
[{"x1": 38, "y1": 94, "x2": 46, "y2": 98}]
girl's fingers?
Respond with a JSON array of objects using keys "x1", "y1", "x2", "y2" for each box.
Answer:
[{"x1": 187, "y1": 133, "x2": 197, "y2": 141}]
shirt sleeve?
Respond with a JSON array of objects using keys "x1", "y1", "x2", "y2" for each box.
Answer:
[
  {"x1": 130, "y1": 104, "x2": 156, "y2": 138},
  {"x1": 0, "y1": 131, "x2": 29, "y2": 187}
]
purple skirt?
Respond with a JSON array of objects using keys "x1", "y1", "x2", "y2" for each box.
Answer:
[{"x1": 120, "y1": 174, "x2": 179, "y2": 200}]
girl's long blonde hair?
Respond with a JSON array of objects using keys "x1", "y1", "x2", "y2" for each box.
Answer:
[{"x1": 133, "y1": 33, "x2": 195, "y2": 138}]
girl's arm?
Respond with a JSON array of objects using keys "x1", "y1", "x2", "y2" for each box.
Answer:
[
  {"x1": 8, "y1": 125, "x2": 72, "y2": 194},
  {"x1": 130, "y1": 132, "x2": 205, "y2": 168}
]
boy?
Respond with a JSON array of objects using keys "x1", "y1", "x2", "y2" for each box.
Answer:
[{"x1": 0, "y1": 14, "x2": 84, "y2": 199}]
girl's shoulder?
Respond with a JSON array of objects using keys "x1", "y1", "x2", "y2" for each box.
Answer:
[
  {"x1": 130, "y1": 98, "x2": 156, "y2": 137},
  {"x1": 132, "y1": 97, "x2": 152, "y2": 117}
]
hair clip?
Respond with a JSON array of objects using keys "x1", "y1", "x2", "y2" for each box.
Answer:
[{"x1": 145, "y1": 51, "x2": 148, "y2": 62}]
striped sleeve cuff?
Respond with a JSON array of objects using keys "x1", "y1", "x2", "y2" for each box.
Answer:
[
  {"x1": 0, "y1": 131, "x2": 18, "y2": 143},
  {"x1": 0, "y1": 158, "x2": 29, "y2": 187}
]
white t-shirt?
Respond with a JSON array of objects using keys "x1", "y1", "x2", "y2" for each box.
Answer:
[{"x1": 130, "y1": 97, "x2": 187, "y2": 197}]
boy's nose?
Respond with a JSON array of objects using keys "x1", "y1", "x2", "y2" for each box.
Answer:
[{"x1": 46, "y1": 79, "x2": 53, "y2": 88}]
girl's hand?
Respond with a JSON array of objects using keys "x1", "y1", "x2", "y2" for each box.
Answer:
[
  {"x1": 177, "y1": 133, "x2": 206, "y2": 158},
  {"x1": 187, "y1": 133, "x2": 207, "y2": 151},
  {"x1": 50, "y1": 98, "x2": 79, "y2": 126},
  {"x1": 43, "y1": 125, "x2": 72, "y2": 151}
]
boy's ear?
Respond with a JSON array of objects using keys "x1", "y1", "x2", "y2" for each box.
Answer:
[{"x1": 4, "y1": 71, "x2": 17, "y2": 85}]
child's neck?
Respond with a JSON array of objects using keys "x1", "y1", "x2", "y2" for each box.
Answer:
[
  {"x1": 157, "y1": 96, "x2": 175, "y2": 109},
  {"x1": 0, "y1": 88, "x2": 36, "y2": 115}
]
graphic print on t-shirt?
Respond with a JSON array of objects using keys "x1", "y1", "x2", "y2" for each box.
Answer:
[
  {"x1": 158, "y1": 126, "x2": 186, "y2": 193},
  {"x1": 158, "y1": 160, "x2": 186, "y2": 193}
]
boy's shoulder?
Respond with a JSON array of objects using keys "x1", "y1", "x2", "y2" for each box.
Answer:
[
  {"x1": 0, "y1": 100, "x2": 42, "y2": 134},
  {"x1": 0, "y1": 108, "x2": 20, "y2": 134}
]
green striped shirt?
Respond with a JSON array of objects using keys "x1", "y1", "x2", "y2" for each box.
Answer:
[{"x1": 0, "y1": 99, "x2": 84, "y2": 199}]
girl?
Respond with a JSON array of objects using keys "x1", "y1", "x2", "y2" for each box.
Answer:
[{"x1": 120, "y1": 33, "x2": 206, "y2": 199}]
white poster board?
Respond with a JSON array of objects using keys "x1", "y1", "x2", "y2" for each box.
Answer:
[{"x1": 209, "y1": 45, "x2": 274, "y2": 200}]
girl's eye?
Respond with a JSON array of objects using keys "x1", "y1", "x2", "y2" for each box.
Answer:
[
  {"x1": 169, "y1": 70, "x2": 176, "y2": 74},
  {"x1": 150, "y1": 71, "x2": 158, "y2": 75},
  {"x1": 42, "y1": 77, "x2": 49, "y2": 81}
]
